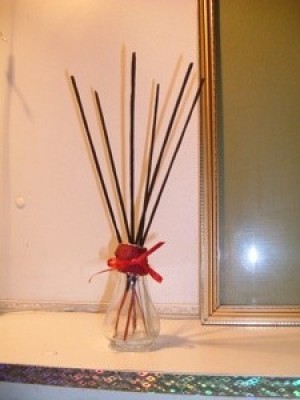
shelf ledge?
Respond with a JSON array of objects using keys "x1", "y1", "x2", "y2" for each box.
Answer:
[{"x1": 0, "y1": 311, "x2": 299, "y2": 397}]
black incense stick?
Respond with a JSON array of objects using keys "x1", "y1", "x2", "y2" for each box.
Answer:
[
  {"x1": 141, "y1": 78, "x2": 205, "y2": 245},
  {"x1": 135, "y1": 83, "x2": 160, "y2": 245},
  {"x1": 70, "y1": 75, "x2": 122, "y2": 243},
  {"x1": 135, "y1": 63, "x2": 193, "y2": 243},
  {"x1": 94, "y1": 90, "x2": 131, "y2": 242},
  {"x1": 148, "y1": 63, "x2": 193, "y2": 193},
  {"x1": 71, "y1": 56, "x2": 204, "y2": 250},
  {"x1": 146, "y1": 84, "x2": 160, "y2": 197},
  {"x1": 130, "y1": 52, "x2": 136, "y2": 243}
]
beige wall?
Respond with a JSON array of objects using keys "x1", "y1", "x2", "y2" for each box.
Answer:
[{"x1": 0, "y1": 1, "x2": 200, "y2": 310}]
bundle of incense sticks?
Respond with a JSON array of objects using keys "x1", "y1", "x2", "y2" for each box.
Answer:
[{"x1": 70, "y1": 52, "x2": 204, "y2": 249}]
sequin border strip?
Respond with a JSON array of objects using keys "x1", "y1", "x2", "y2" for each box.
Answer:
[{"x1": 0, "y1": 364, "x2": 299, "y2": 397}]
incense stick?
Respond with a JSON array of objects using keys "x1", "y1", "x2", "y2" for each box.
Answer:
[
  {"x1": 148, "y1": 63, "x2": 193, "y2": 193},
  {"x1": 135, "y1": 83, "x2": 160, "y2": 245},
  {"x1": 70, "y1": 75, "x2": 122, "y2": 243},
  {"x1": 141, "y1": 78, "x2": 205, "y2": 245},
  {"x1": 71, "y1": 56, "x2": 203, "y2": 250},
  {"x1": 135, "y1": 63, "x2": 193, "y2": 243},
  {"x1": 94, "y1": 90, "x2": 131, "y2": 242},
  {"x1": 130, "y1": 52, "x2": 136, "y2": 243}
]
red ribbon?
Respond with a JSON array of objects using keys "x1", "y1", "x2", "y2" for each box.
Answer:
[
  {"x1": 89, "y1": 242, "x2": 164, "y2": 283},
  {"x1": 107, "y1": 241, "x2": 164, "y2": 283}
]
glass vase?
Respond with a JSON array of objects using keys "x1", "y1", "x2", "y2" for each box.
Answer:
[{"x1": 103, "y1": 271, "x2": 160, "y2": 351}]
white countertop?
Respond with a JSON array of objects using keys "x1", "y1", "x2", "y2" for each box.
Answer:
[{"x1": 0, "y1": 311, "x2": 299, "y2": 377}]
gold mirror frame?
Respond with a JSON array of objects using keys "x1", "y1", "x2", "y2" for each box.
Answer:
[{"x1": 199, "y1": 0, "x2": 300, "y2": 326}]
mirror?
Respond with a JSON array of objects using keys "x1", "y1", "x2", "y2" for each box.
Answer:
[{"x1": 199, "y1": 0, "x2": 300, "y2": 325}]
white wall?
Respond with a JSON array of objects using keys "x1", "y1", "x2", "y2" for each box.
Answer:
[{"x1": 0, "y1": 0, "x2": 200, "y2": 312}]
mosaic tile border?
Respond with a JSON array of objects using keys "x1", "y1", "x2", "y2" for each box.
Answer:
[{"x1": 0, "y1": 364, "x2": 300, "y2": 397}]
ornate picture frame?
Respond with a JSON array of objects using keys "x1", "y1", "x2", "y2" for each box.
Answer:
[{"x1": 199, "y1": 0, "x2": 300, "y2": 326}]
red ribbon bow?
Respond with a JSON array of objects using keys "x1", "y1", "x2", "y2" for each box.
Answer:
[{"x1": 89, "y1": 242, "x2": 164, "y2": 283}]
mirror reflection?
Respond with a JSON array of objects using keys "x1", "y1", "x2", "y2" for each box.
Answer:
[{"x1": 216, "y1": 0, "x2": 300, "y2": 306}]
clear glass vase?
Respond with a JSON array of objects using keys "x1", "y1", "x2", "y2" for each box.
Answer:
[{"x1": 103, "y1": 271, "x2": 160, "y2": 351}]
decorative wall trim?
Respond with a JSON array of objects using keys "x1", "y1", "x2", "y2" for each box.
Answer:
[
  {"x1": 1, "y1": 364, "x2": 299, "y2": 398},
  {"x1": 0, "y1": 300, "x2": 199, "y2": 319}
]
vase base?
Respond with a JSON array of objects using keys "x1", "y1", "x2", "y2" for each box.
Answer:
[{"x1": 109, "y1": 338, "x2": 156, "y2": 352}]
